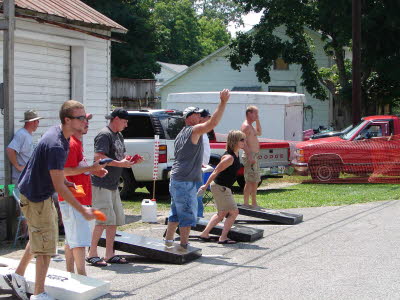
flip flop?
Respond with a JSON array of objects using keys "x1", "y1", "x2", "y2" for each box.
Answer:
[
  {"x1": 218, "y1": 239, "x2": 237, "y2": 244},
  {"x1": 198, "y1": 236, "x2": 212, "y2": 242},
  {"x1": 105, "y1": 255, "x2": 128, "y2": 264},
  {"x1": 86, "y1": 256, "x2": 108, "y2": 267}
]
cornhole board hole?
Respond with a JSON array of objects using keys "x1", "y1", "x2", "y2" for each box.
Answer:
[
  {"x1": 237, "y1": 204, "x2": 303, "y2": 225},
  {"x1": 0, "y1": 257, "x2": 110, "y2": 300},
  {"x1": 99, "y1": 231, "x2": 202, "y2": 264},
  {"x1": 189, "y1": 218, "x2": 264, "y2": 242}
]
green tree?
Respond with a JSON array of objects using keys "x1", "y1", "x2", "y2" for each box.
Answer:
[
  {"x1": 153, "y1": 0, "x2": 203, "y2": 65},
  {"x1": 81, "y1": 0, "x2": 160, "y2": 78},
  {"x1": 191, "y1": 0, "x2": 245, "y2": 25},
  {"x1": 198, "y1": 16, "x2": 231, "y2": 56},
  {"x1": 229, "y1": 0, "x2": 400, "y2": 128},
  {"x1": 153, "y1": 0, "x2": 231, "y2": 65}
]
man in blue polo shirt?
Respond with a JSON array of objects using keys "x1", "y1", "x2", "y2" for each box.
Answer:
[{"x1": 3, "y1": 100, "x2": 96, "y2": 300}]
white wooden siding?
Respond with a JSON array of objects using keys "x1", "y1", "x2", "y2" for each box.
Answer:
[{"x1": 0, "y1": 18, "x2": 111, "y2": 183}]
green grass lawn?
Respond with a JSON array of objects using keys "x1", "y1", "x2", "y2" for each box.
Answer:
[{"x1": 122, "y1": 176, "x2": 400, "y2": 213}]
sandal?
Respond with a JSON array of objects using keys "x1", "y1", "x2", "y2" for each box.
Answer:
[
  {"x1": 105, "y1": 255, "x2": 128, "y2": 264},
  {"x1": 198, "y1": 236, "x2": 218, "y2": 242},
  {"x1": 218, "y1": 239, "x2": 237, "y2": 244},
  {"x1": 86, "y1": 256, "x2": 108, "y2": 267}
]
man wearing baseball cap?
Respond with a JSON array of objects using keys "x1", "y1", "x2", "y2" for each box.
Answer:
[
  {"x1": 88, "y1": 107, "x2": 143, "y2": 265},
  {"x1": 6, "y1": 110, "x2": 44, "y2": 183},
  {"x1": 165, "y1": 90, "x2": 231, "y2": 249}
]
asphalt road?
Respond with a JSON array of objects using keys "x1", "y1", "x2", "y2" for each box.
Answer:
[{"x1": 3, "y1": 200, "x2": 400, "y2": 299}]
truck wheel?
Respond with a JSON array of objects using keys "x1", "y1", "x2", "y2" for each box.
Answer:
[
  {"x1": 236, "y1": 176, "x2": 262, "y2": 190},
  {"x1": 310, "y1": 163, "x2": 340, "y2": 182},
  {"x1": 119, "y1": 169, "x2": 137, "y2": 200},
  {"x1": 146, "y1": 181, "x2": 170, "y2": 197}
]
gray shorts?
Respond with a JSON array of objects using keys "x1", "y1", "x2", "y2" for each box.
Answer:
[{"x1": 92, "y1": 186, "x2": 125, "y2": 226}]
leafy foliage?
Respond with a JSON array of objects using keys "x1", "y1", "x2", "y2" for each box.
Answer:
[
  {"x1": 81, "y1": 0, "x2": 160, "y2": 79},
  {"x1": 191, "y1": 0, "x2": 245, "y2": 25},
  {"x1": 229, "y1": 0, "x2": 400, "y2": 122}
]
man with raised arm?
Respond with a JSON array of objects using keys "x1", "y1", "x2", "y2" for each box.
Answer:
[
  {"x1": 241, "y1": 106, "x2": 262, "y2": 207},
  {"x1": 165, "y1": 89, "x2": 230, "y2": 249}
]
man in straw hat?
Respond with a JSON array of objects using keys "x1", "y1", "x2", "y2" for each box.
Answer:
[{"x1": 6, "y1": 110, "x2": 44, "y2": 183}]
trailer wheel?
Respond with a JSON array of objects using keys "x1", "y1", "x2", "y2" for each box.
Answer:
[{"x1": 119, "y1": 169, "x2": 137, "y2": 200}]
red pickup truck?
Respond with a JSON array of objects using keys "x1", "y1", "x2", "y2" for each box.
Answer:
[
  {"x1": 292, "y1": 115, "x2": 400, "y2": 181},
  {"x1": 209, "y1": 132, "x2": 291, "y2": 188}
]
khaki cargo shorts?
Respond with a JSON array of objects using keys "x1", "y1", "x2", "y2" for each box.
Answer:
[
  {"x1": 242, "y1": 152, "x2": 261, "y2": 183},
  {"x1": 92, "y1": 186, "x2": 125, "y2": 226},
  {"x1": 20, "y1": 194, "x2": 58, "y2": 257},
  {"x1": 210, "y1": 182, "x2": 237, "y2": 211}
]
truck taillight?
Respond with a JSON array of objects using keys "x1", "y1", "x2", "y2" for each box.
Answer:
[{"x1": 158, "y1": 145, "x2": 167, "y2": 163}]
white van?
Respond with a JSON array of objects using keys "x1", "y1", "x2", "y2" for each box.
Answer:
[{"x1": 166, "y1": 91, "x2": 305, "y2": 141}]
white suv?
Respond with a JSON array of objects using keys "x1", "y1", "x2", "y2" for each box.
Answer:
[{"x1": 119, "y1": 109, "x2": 184, "y2": 199}]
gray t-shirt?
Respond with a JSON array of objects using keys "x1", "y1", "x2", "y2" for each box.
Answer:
[
  {"x1": 171, "y1": 126, "x2": 203, "y2": 182},
  {"x1": 91, "y1": 126, "x2": 126, "y2": 190},
  {"x1": 8, "y1": 128, "x2": 34, "y2": 181}
]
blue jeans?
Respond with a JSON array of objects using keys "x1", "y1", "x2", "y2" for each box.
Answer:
[
  {"x1": 168, "y1": 179, "x2": 198, "y2": 227},
  {"x1": 196, "y1": 181, "x2": 204, "y2": 218}
]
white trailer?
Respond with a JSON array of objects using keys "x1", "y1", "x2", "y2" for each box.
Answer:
[{"x1": 166, "y1": 91, "x2": 305, "y2": 141}]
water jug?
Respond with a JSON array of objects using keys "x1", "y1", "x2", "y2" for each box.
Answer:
[{"x1": 141, "y1": 199, "x2": 157, "y2": 223}]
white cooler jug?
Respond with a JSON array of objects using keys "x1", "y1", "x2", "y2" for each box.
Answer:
[{"x1": 141, "y1": 199, "x2": 157, "y2": 222}]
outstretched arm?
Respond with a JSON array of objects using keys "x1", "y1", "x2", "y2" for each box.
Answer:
[{"x1": 192, "y1": 89, "x2": 230, "y2": 143}]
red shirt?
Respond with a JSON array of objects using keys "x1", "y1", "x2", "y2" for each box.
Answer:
[{"x1": 58, "y1": 136, "x2": 92, "y2": 205}]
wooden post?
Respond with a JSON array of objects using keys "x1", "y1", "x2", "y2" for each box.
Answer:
[
  {"x1": 352, "y1": 0, "x2": 361, "y2": 125},
  {"x1": 2, "y1": 0, "x2": 15, "y2": 240}
]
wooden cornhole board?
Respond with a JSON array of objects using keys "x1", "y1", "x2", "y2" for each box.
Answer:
[
  {"x1": 99, "y1": 231, "x2": 202, "y2": 264},
  {"x1": 237, "y1": 204, "x2": 303, "y2": 225},
  {"x1": 0, "y1": 257, "x2": 110, "y2": 300}
]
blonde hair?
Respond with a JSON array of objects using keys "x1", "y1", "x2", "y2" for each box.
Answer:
[
  {"x1": 246, "y1": 105, "x2": 258, "y2": 115},
  {"x1": 226, "y1": 130, "x2": 246, "y2": 153},
  {"x1": 59, "y1": 100, "x2": 84, "y2": 124}
]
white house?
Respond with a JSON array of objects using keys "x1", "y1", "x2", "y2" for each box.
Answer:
[
  {"x1": 0, "y1": 0, "x2": 127, "y2": 183},
  {"x1": 155, "y1": 61, "x2": 188, "y2": 90},
  {"x1": 159, "y1": 27, "x2": 334, "y2": 131}
]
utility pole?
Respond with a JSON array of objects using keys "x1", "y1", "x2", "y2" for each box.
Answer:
[
  {"x1": 352, "y1": 0, "x2": 361, "y2": 125},
  {"x1": 1, "y1": 0, "x2": 15, "y2": 240}
]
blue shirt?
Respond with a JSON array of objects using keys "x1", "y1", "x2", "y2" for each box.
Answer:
[{"x1": 18, "y1": 126, "x2": 69, "y2": 202}]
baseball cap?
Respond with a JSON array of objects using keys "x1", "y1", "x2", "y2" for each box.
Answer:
[
  {"x1": 199, "y1": 109, "x2": 211, "y2": 118},
  {"x1": 183, "y1": 107, "x2": 200, "y2": 119},
  {"x1": 105, "y1": 108, "x2": 129, "y2": 120}
]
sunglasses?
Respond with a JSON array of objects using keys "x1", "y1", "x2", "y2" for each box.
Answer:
[
  {"x1": 68, "y1": 115, "x2": 88, "y2": 121},
  {"x1": 240, "y1": 138, "x2": 246, "y2": 142}
]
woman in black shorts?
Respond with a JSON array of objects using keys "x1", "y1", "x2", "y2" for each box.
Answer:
[{"x1": 198, "y1": 130, "x2": 246, "y2": 244}]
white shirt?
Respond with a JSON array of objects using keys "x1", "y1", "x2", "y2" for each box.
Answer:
[{"x1": 202, "y1": 133, "x2": 210, "y2": 166}]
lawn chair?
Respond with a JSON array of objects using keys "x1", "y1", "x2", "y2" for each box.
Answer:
[
  {"x1": 13, "y1": 187, "x2": 28, "y2": 247},
  {"x1": 202, "y1": 166, "x2": 214, "y2": 207}
]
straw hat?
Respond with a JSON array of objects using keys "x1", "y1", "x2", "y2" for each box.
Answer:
[{"x1": 20, "y1": 110, "x2": 44, "y2": 122}]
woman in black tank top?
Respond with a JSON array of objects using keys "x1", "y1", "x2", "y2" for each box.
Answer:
[{"x1": 197, "y1": 130, "x2": 246, "y2": 244}]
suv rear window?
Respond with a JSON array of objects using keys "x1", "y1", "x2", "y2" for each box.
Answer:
[
  {"x1": 159, "y1": 115, "x2": 185, "y2": 140},
  {"x1": 122, "y1": 115, "x2": 154, "y2": 139}
]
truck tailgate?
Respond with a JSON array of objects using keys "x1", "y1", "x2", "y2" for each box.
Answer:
[{"x1": 258, "y1": 142, "x2": 290, "y2": 168}]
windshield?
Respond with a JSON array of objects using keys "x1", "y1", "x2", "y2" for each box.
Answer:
[
  {"x1": 341, "y1": 120, "x2": 368, "y2": 140},
  {"x1": 159, "y1": 115, "x2": 185, "y2": 140}
]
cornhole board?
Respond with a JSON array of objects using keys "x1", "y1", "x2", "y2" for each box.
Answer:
[
  {"x1": 99, "y1": 231, "x2": 202, "y2": 264},
  {"x1": 0, "y1": 257, "x2": 110, "y2": 300},
  {"x1": 237, "y1": 204, "x2": 303, "y2": 225},
  {"x1": 163, "y1": 218, "x2": 263, "y2": 242}
]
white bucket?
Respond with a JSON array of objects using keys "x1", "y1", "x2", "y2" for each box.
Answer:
[{"x1": 141, "y1": 199, "x2": 157, "y2": 223}]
